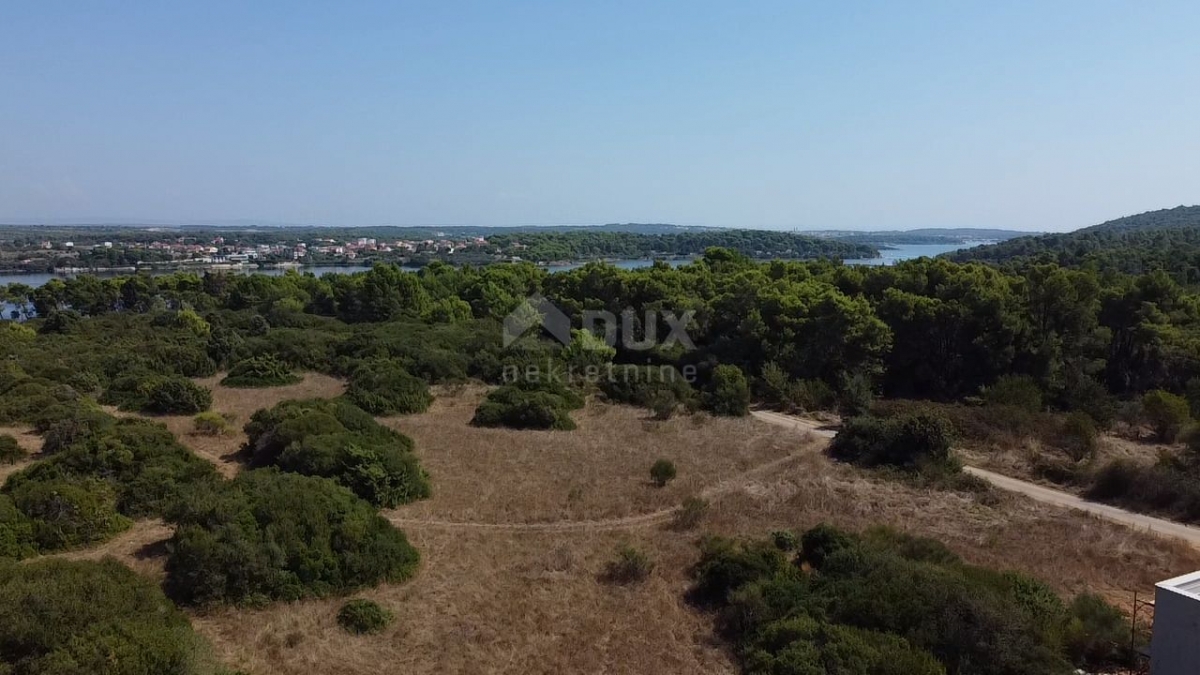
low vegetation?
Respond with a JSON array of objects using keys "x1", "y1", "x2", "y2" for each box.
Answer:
[
  {"x1": 102, "y1": 373, "x2": 213, "y2": 414},
  {"x1": 693, "y1": 525, "x2": 1131, "y2": 675},
  {"x1": 243, "y1": 398, "x2": 430, "y2": 507},
  {"x1": 830, "y1": 413, "x2": 956, "y2": 473},
  {"x1": 471, "y1": 380, "x2": 584, "y2": 430},
  {"x1": 649, "y1": 459, "x2": 677, "y2": 487},
  {"x1": 337, "y1": 599, "x2": 396, "y2": 635},
  {"x1": 164, "y1": 469, "x2": 420, "y2": 607},
  {"x1": 0, "y1": 558, "x2": 226, "y2": 675},
  {"x1": 2, "y1": 416, "x2": 220, "y2": 554},
  {"x1": 603, "y1": 544, "x2": 654, "y2": 585},
  {"x1": 345, "y1": 358, "x2": 433, "y2": 415},
  {"x1": 220, "y1": 354, "x2": 302, "y2": 387},
  {"x1": 0, "y1": 434, "x2": 23, "y2": 464}
]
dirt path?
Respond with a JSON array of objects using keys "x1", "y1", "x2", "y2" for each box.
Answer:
[
  {"x1": 386, "y1": 435, "x2": 817, "y2": 533},
  {"x1": 751, "y1": 409, "x2": 1200, "y2": 549}
]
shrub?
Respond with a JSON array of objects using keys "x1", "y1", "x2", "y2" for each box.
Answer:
[
  {"x1": 672, "y1": 496, "x2": 710, "y2": 530},
  {"x1": 649, "y1": 459, "x2": 677, "y2": 487},
  {"x1": 0, "y1": 494, "x2": 36, "y2": 559},
  {"x1": 0, "y1": 558, "x2": 217, "y2": 674},
  {"x1": 103, "y1": 373, "x2": 213, "y2": 414},
  {"x1": 337, "y1": 599, "x2": 395, "y2": 634},
  {"x1": 1059, "y1": 412, "x2": 1099, "y2": 461},
  {"x1": 243, "y1": 399, "x2": 429, "y2": 507},
  {"x1": 7, "y1": 477, "x2": 131, "y2": 551},
  {"x1": 471, "y1": 382, "x2": 583, "y2": 430},
  {"x1": 690, "y1": 536, "x2": 789, "y2": 604},
  {"x1": 696, "y1": 525, "x2": 1129, "y2": 675},
  {"x1": 1087, "y1": 459, "x2": 1200, "y2": 522},
  {"x1": 220, "y1": 355, "x2": 302, "y2": 387},
  {"x1": 0, "y1": 434, "x2": 23, "y2": 464},
  {"x1": 192, "y1": 411, "x2": 231, "y2": 436},
  {"x1": 759, "y1": 363, "x2": 836, "y2": 412},
  {"x1": 603, "y1": 545, "x2": 654, "y2": 584},
  {"x1": 599, "y1": 364, "x2": 694, "y2": 413},
  {"x1": 703, "y1": 365, "x2": 749, "y2": 416},
  {"x1": 770, "y1": 530, "x2": 799, "y2": 551},
  {"x1": 1064, "y1": 593, "x2": 1129, "y2": 668},
  {"x1": 164, "y1": 470, "x2": 420, "y2": 607},
  {"x1": 830, "y1": 413, "x2": 955, "y2": 473},
  {"x1": 984, "y1": 374, "x2": 1044, "y2": 412},
  {"x1": 6, "y1": 417, "x2": 222, "y2": 520},
  {"x1": 1142, "y1": 389, "x2": 1191, "y2": 442},
  {"x1": 41, "y1": 407, "x2": 116, "y2": 454},
  {"x1": 345, "y1": 359, "x2": 433, "y2": 415}
]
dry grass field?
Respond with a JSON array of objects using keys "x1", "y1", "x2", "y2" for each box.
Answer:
[{"x1": 18, "y1": 384, "x2": 1200, "y2": 674}]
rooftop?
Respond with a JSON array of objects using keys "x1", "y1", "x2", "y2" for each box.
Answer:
[{"x1": 1158, "y1": 571, "x2": 1200, "y2": 599}]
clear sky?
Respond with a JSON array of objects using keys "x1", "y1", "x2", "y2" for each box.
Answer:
[{"x1": 2, "y1": 1, "x2": 1197, "y2": 232}]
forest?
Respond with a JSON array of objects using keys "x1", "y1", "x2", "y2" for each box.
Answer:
[
  {"x1": 1, "y1": 246, "x2": 1199, "y2": 672},
  {"x1": 950, "y1": 205, "x2": 1200, "y2": 281}
]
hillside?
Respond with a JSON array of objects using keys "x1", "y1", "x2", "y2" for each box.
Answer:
[{"x1": 948, "y1": 205, "x2": 1200, "y2": 279}]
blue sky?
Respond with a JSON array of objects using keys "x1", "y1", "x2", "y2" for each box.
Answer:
[{"x1": 1, "y1": 1, "x2": 1197, "y2": 231}]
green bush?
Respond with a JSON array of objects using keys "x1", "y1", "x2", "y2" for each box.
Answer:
[
  {"x1": 672, "y1": 496, "x2": 710, "y2": 530},
  {"x1": 6, "y1": 417, "x2": 222, "y2": 521},
  {"x1": 345, "y1": 359, "x2": 433, "y2": 415},
  {"x1": 243, "y1": 399, "x2": 429, "y2": 507},
  {"x1": 164, "y1": 470, "x2": 420, "y2": 607},
  {"x1": 41, "y1": 407, "x2": 116, "y2": 454},
  {"x1": 471, "y1": 382, "x2": 583, "y2": 430},
  {"x1": 704, "y1": 365, "x2": 749, "y2": 417},
  {"x1": 102, "y1": 373, "x2": 212, "y2": 414},
  {"x1": 0, "y1": 493, "x2": 36, "y2": 559},
  {"x1": 694, "y1": 525, "x2": 1130, "y2": 675},
  {"x1": 649, "y1": 459, "x2": 677, "y2": 487},
  {"x1": 0, "y1": 434, "x2": 23, "y2": 464},
  {"x1": 192, "y1": 411, "x2": 231, "y2": 436},
  {"x1": 0, "y1": 558, "x2": 220, "y2": 674},
  {"x1": 984, "y1": 374, "x2": 1044, "y2": 412},
  {"x1": 770, "y1": 530, "x2": 800, "y2": 552},
  {"x1": 1141, "y1": 389, "x2": 1191, "y2": 442},
  {"x1": 1059, "y1": 412, "x2": 1099, "y2": 461},
  {"x1": 7, "y1": 477, "x2": 131, "y2": 551},
  {"x1": 599, "y1": 365, "x2": 695, "y2": 411},
  {"x1": 220, "y1": 355, "x2": 301, "y2": 388},
  {"x1": 1087, "y1": 459, "x2": 1200, "y2": 522},
  {"x1": 337, "y1": 599, "x2": 395, "y2": 635},
  {"x1": 830, "y1": 413, "x2": 955, "y2": 473},
  {"x1": 603, "y1": 544, "x2": 654, "y2": 584}
]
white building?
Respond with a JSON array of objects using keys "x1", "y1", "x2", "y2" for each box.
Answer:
[{"x1": 1151, "y1": 571, "x2": 1200, "y2": 674}]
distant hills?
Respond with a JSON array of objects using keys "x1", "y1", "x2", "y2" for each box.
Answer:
[
  {"x1": 812, "y1": 228, "x2": 1033, "y2": 246},
  {"x1": 948, "y1": 205, "x2": 1200, "y2": 279}
]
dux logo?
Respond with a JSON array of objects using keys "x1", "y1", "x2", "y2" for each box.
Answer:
[
  {"x1": 503, "y1": 294, "x2": 571, "y2": 347},
  {"x1": 503, "y1": 294, "x2": 695, "y2": 351}
]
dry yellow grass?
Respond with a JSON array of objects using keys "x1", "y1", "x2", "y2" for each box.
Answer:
[
  {"x1": 14, "y1": 382, "x2": 1195, "y2": 674},
  {"x1": 181, "y1": 396, "x2": 1200, "y2": 675},
  {"x1": 381, "y1": 387, "x2": 800, "y2": 524}
]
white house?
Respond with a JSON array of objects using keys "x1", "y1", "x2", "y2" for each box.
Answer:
[{"x1": 1151, "y1": 570, "x2": 1200, "y2": 674}]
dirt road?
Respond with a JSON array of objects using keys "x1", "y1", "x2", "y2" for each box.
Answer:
[{"x1": 751, "y1": 409, "x2": 1200, "y2": 548}]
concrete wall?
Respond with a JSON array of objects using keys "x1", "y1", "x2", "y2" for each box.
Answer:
[{"x1": 1151, "y1": 573, "x2": 1200, "y2": 675}]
